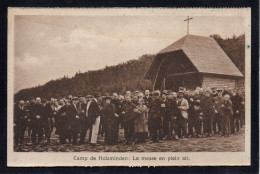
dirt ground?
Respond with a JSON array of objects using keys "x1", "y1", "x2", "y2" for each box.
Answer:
[{"x1": 14, "y1": 127, "x2": 245, "y2": 152}]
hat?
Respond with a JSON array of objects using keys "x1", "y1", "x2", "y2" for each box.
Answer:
[
  {"x1": 72, "y1": 97, "x2": 79, "y2": 101},
  {"x1": 94, "y1": 92, "x2": 100, "y2": 98},
  {"x1": 153, "y1": 91, "x2": 160, "y2": 96},
  {"x1": 86, "y1": 95, "x2": 92, "y2": 98},
  {"x1": 177, "y1": 91, "x2": 184, "y2": 95},
  {"x1": 217, "y1": 89, "x2": 222, "y2": 93},
  {"x1": 179, "y1": 87, "x2": 185, "y2": 91},
  {"x1": 134, "y1": 91, "x2": 139, "y2": 94},
  {"x1": 104, "y1": 96, "x2": 111, "y2": 100},
  {"x1": 162, "y1": 92, "x2": 167, "y2": 95},
  {"x1": 194, "y1": 100, "x2": 201, "y2": 106}
]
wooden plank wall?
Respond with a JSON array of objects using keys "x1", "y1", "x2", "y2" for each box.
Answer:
[{"x1": 202, "y1": 74, "x2": 236, "y2": 89}]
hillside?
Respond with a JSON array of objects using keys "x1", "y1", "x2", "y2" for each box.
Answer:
[{"x1": 14, "y1": 34, "x2": 245, "y2": 100}]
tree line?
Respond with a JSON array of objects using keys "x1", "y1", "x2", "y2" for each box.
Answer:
[{"x1": 14, "y1": 34, "x2": 245, "y2": 101}]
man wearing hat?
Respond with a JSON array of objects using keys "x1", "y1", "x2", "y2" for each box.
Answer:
[
  {"x1": 121, "y1": 95, "x2": 137, "y2": 145},
  {"x1": 14, "y1": 100, "x2": 28, "y2": 146},
  {"x1": 193, "y1": 100, "x2": 203, "y2": 137},
  {"x1": 77, "y1": 96, "x2": 87, "y2": 144},
  {"x1": 211, "y1": 87, "x2": 218, "y2": 97},
  {"x1": 110, "y1": 92, "x2": 121, "y2": 144},
  {"x1": 68, "y1": 97, "x2": 81, "y2": 145},
  {"x1": 161, "y1": 92, "x2": 169, "y2": 140},
  {"x1": 201, "y1": 90, "x2": 215, "y2": 137},
  {"x1": 176, "y1": 90, "x2": 189, "y2": 139},
  {"x1": 41, "y1": 98, "x2": 54, "y2": 145},
  {"x1": 165, "y1": 92, "x2": 178, "y2": 140},
  {"x1": 86, "y1": 93, "x2": 101, "y2": 145},
  {"x1": 31, "y1": 97, "x2": 44, "y2": 144},
  {"x1": 149, "y1": 91, "x2": 163, "y2": 142},
  {"x1": 213, "y1": 90, "x2": 223, "y2": 134}
]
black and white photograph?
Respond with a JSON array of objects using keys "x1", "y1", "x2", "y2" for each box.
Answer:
[{"x1": 7, "y1": 8, "x2": 251, "y2": 166}]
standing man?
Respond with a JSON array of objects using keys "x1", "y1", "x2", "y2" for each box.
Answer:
[
  {"x1": 14, "y1": 100, "x2": 28, "y2": 146},
  {"x1": 213, "y1": 90, "x2": 223, "y2": 134},
  {"x1": 42, "y1": 99, "x2": 53, "y2": 145},
  {"x1": 144, "y1": 90, "x2": 152, "y2": 108},
  {"x1": 87, "y1": 93, "x2": 101, "y2": 145},
  {"x1": 201, "y1": 90, "x2": 215, "y2": 137},
  {"x1": 166, "y1": 93, "x2": 178, "y2": 140},
  {"x1": 232, "y1": 91, "x2": 243, "y2": 134},
  {"x1": 69, "y1": 97, "x2": 81, "y2": 145},
  {"x1": 31, "y1": 97, "x2": 44, "y2": 145},
  {"x1": 78, "y1": 96, "x2": 87, "y2": 144},
  {"x1": 187, "y1": 91, "x2": 195, "y2": 137},
  {"x1": 111, "y1": 93, "x2": 121, "y2": 144},
  {"x1": 149, "y1": 91, "x2": 163, "y2": 142},
  {"x1": 161, "y1": 92, "x2": 168, "y2": 140},
  {"x1": 176, "y1": 91, "x2": 189, "y2": 139},
  {"x1": 121, "y1": 95, "x2": 136, "y2": 145},
  {"x1": 221, "y1": 94, "x2": 233, "y2": 136}
]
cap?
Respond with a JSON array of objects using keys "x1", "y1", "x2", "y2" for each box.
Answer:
[
  {"x1": 162, "y1": 91, "x2": 167, "y2": 95},
  {"x1": 194, "y1": 100, "x2": 201, "y2": 106},
  {"x1": 72, "y1": 97, "x2": 79, "y2": 101},
  {"x1": 104, "y1": 96, "x2": 111, "y2": 100},
  {"x1": 153, "y1": 91, "x2": 160, "y2": 96},
  {"x1": 179, "y1": 87, "x2": 185, "y2": 91},
  {"x1": 177, "y1": 90, "x2": 184, "y2": 94},
  {"x1": 94, "y1": 92, "x2": 100, "y2": 98}
]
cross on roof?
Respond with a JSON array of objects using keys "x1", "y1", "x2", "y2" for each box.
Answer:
[{"x1": 184, "y1": 16, "x2": 193, "y2": 35}]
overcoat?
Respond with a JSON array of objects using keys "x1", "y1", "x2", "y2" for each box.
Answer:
[{"x1": 134, "y1": 105, "x2": 148, "y2": 133}]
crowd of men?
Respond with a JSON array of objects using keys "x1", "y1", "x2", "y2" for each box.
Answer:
[{"x1": 14, "y1": 86, "x2": 245, "y2": 147}]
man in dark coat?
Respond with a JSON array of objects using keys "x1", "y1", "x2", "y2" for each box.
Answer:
[
  {"x1": 14, "y1": 100, "x2": 28, "y2": 145},
  {"x1": 166, "y1": 93, "x2": 178, "y2": 140},
  {"x1": 42, "y1": 99, "x2": 53, "y2": 144},
  {"x1": 103, "y1": 97, "x2": 115, "y2": 145},
  {"x1": 161, "y1": 92, "x2": 169, "y2": 139},
  {"x1": 144, "y1": 90, "x2": 152, "y2": 109},
  {"x1": 232, "y1": 91, "x2": 243, "y2": 133},
  {"x1": 78, "y1": 96, "x2": 88, "y2": 144},
  {"x1": 187, "y1": 92, "x2": 196, "y2": 137},
  {"x1": 110, "y1": 93, "x2": 121, "y2": 144},
  {"x1": 121, "y1": 95, "x2": 136, "y2": 145},
  {"x1": 56, "y1": 100, "x2": 70, "y2": 144},
  {"x1": 31, "y1": 97, "x2": 44, "y2": 144},
  {"x1": 149, "y1": 91, "x2": 163, "y2": 142},
  {"x1": 69, "y1": 97, "x2": 81, "y2": 145},
  {"x1": 213, "y1": 90, "x2": 223, "y2": 134},
  {"x1": 87, "y1": 93, "x2": 101, "y2": 145},
  {"x1": 201, "y1": 91, "x2": 215, "y2": 137}
]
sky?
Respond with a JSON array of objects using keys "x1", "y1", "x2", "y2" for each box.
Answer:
[{"x1": 14, "y1": 15, "x2": 245, "y2": 93}]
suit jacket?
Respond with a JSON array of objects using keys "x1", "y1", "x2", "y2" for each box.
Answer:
[
  {"x1": 121, "y1": 101, "x2": 136, "y2": 123},
  {"x1": 166, "y1": 98, "x2": 177, "y2": 117},
  {"x1": 144, "y1": 96, "x2": 152, "y2": 109},
  {"x1": 14, "y1": 104, "x2": 27, "y2": 126},
  {"x1": 77, "y1": 102, "x2": 87, "y2": 118},
  {"x1": 177, "y1": 98, "x2": 189, "y2": 119},
  {"x1": 87, "y1": 99, "x2": 101, "y2": 125},
  {"x1": 69, "y1": 104, "x2": 81, "y2": 130}
]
